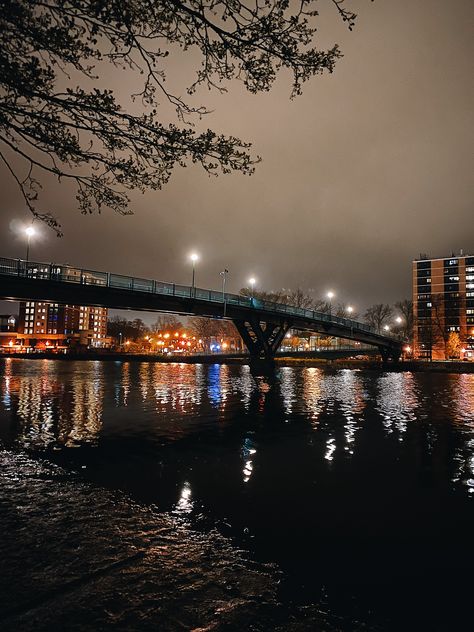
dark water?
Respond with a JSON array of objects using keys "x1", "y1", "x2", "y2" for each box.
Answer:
[{"x1": 1, "y1": 358, "x2": 473, "y2": 631}]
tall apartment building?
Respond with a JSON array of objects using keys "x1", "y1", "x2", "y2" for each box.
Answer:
[
  {"x1": 18, "y1": 301, "x2": 108, "y2": 347},
  {"x1": 413, "y1": 252, "x2": 474, "y2": 360}
]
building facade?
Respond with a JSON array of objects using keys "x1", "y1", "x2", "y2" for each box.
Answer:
[
  {"x1": 17, "y1": 301, "x2": 108, "y2": 348},
  {"x1": 413, "y1": 253, "x2": 474, "y2": 360}
]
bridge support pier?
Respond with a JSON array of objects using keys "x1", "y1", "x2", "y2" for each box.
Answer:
[{"x1": 233, "y1": 317, "x2": 292, "y2": 374}]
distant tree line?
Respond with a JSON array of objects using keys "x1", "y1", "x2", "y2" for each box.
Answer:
[{"x1": 107, "y1": 314, "x2": 241, "y2": 351}]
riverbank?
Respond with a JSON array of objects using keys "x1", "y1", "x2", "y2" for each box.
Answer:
[{"x1": 0, "y1": 447, "x2": 333, "y2": 632}]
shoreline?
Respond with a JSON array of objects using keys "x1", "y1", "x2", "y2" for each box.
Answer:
[{"x1": 0, "y1": 352, "x2": 473, "y2": 373}]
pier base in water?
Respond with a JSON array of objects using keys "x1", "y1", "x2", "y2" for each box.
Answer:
[{"x1": 249, "y1": 357, "x2": 276, "y2": 377}]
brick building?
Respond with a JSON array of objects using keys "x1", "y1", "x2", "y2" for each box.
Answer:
[
  {"x1": 413, "y1": 252, "x2": 474, "y2": 360},
  {"x1": 17, "y1": 301, "x2": 108, "y2": 349}
]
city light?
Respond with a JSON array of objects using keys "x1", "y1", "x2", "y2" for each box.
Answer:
[
  {"x1": 384, "y1": 325, "x2": 390, "y2": 332},
  {"x1": 190, "y1": 253, "x2": 199, "y2": 263},
  {"x1": 326, "y1": 291, "x2": 335, "y2": 300},
  {"x1": 346, "y1": 306, "x2": 354, "y2": 314},
  {"x1": 396, "y1": 316, "x2": 403, "y2": 324}
]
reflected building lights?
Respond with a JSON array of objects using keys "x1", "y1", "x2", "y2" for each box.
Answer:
[
  {"x1": 375, "y1": 373, "x2": 419, "y2": 436},
  {"x1": 242, "y1": 436, "x2": 257, "y2": 482},
  {"x1": 324, "y1": 437, "x2": 336, "y2": 462},
  {"x1": 174, "y1": 481, "x2": 193, "y2": 514}
]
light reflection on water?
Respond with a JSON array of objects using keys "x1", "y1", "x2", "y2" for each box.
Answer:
[
  {"x1": 1, "y1": 359, "x2": 474, "y2": 630},
  {"x1": 1, "y1": 361, "x2": 473, "y2": 483}
]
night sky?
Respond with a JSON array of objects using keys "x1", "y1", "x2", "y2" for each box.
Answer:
[{"x1": 1, "y1": 0, "x2": 473, "y2": 320}]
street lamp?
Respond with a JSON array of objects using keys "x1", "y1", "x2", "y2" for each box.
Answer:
[
  {"x1": 395, "y1": 316, "x2": 402, "y2": 324},
  {"x1": 326, "y1": 291, "x2": 335, "y2": 317},
  {"x1": 248, "y1": 277, "x2": 256, "y2": 299},
  {"x1": 384, "y1": 325, "x2": 390, "y2": 332},
  {"x1": 220, "y1": 268, "x2": 229, "y2": 317},
  {"x1": 346, "y1": 305, "x2": 354, "y2": 340},
  {"x1": 25, "y1": 225, "x2": 35, "y2": 262},
  {"x1": 190, "y1": 253, "x2": 199, "y2": 295}
]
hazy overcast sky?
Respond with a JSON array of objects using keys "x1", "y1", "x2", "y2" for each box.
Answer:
[{"x1": 1, "y1": 0, "x2": 473, "y2": 320}]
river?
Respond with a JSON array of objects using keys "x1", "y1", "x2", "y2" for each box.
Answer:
[{"x1": 0, "y1": 358, "x2": 473, "y2": 631}]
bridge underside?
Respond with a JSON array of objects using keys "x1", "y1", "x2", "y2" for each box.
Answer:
[{"x1": 233, "y1": 318, "x2": 292, "y2": 369}]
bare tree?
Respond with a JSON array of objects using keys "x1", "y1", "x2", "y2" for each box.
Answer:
[
  {"x1": 150, "y1": 315, "x2": 183, "y2": 334},
  {"x1": 239, "y1": 287, "x2": 286, "y2": 304},
  {"x1": 431, "y1": 294, "x2": 449, "y2": 359},
  {"x1": 286, "y1": 288, "x2": 315, "y2": 309},
  {"x1": 364, "y1": 304, "x2": 393, "y2": 333},
  {"x1": 394, "y1": 299, "x2": 413, "y2": 342},
  {"x1": 1, "y1": 0, "x2": 358, "y2": 231}
]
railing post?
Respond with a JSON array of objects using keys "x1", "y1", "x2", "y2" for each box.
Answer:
[{"x1": 172, "y1": 283, "x2": 175, "y2": 296}]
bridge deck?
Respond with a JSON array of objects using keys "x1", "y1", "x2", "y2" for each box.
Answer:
[{"x1": 0, "y1": 257, "x2": 402, "y2": 353}]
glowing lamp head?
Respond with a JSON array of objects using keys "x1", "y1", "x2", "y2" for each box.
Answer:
[
  {"x1": 327, "y1": 291, "x2": 335, "y2": 300},
  {"x1": 25, "y1": 226, "x2": 35, "y2": 237},
  {"x1": 384, "y1": 325, "x2": 390, "y2": 331},
  {"x1": 248, "y1": 277, "x2": 256, "y2": 287},
  {"x1": 396, "y1": 316, "x2": 402, "y2": 324},
  {"x1": 190, "y1": 253, "x2": 199, "y2": 263},
  {"x1": 347, "y1": 306, "x2": 354, "y2": 314}
]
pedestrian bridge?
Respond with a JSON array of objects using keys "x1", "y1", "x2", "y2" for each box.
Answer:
[{"x1": 0, "y1": 257, "x2": 403, "y2": 366}]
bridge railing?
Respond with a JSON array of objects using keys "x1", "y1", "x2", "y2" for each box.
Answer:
[{"x1": 0, "y1": 256, "x2": 396, "y2": 341}]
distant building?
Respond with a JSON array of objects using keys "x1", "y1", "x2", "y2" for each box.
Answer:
[
  {"x1": 0, "y1": 314, "x2": 17, "y2": 332},
  {"x1": 413, "y1": 252, "x2": 474, "y2": 360},
  {"x1": 17, "y1": 301, "x2": 108, "y2": 349},
  {"x1": 0, "y1": 314, "x2": 18, "y2": 350}
]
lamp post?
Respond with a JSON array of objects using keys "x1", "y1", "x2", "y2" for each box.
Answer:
[
  {"x1": 326, "y1": 291, "x2": 335, "y2": 317},
  {"x1": 25, "y1": 226, "x2": 35, "y2": 262},
  {"x1": 346, "y1": 305, "x2": 354, "y2": 341},
  {"x1": 220, "y1": 269, "x2": 229, "y2": 317},
  {"x1": 190, "y1": 253, "x2": 199, "y2": 296},
  {"x1": 248, "y1": 277, "x2": 256, "y2": 303}
]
